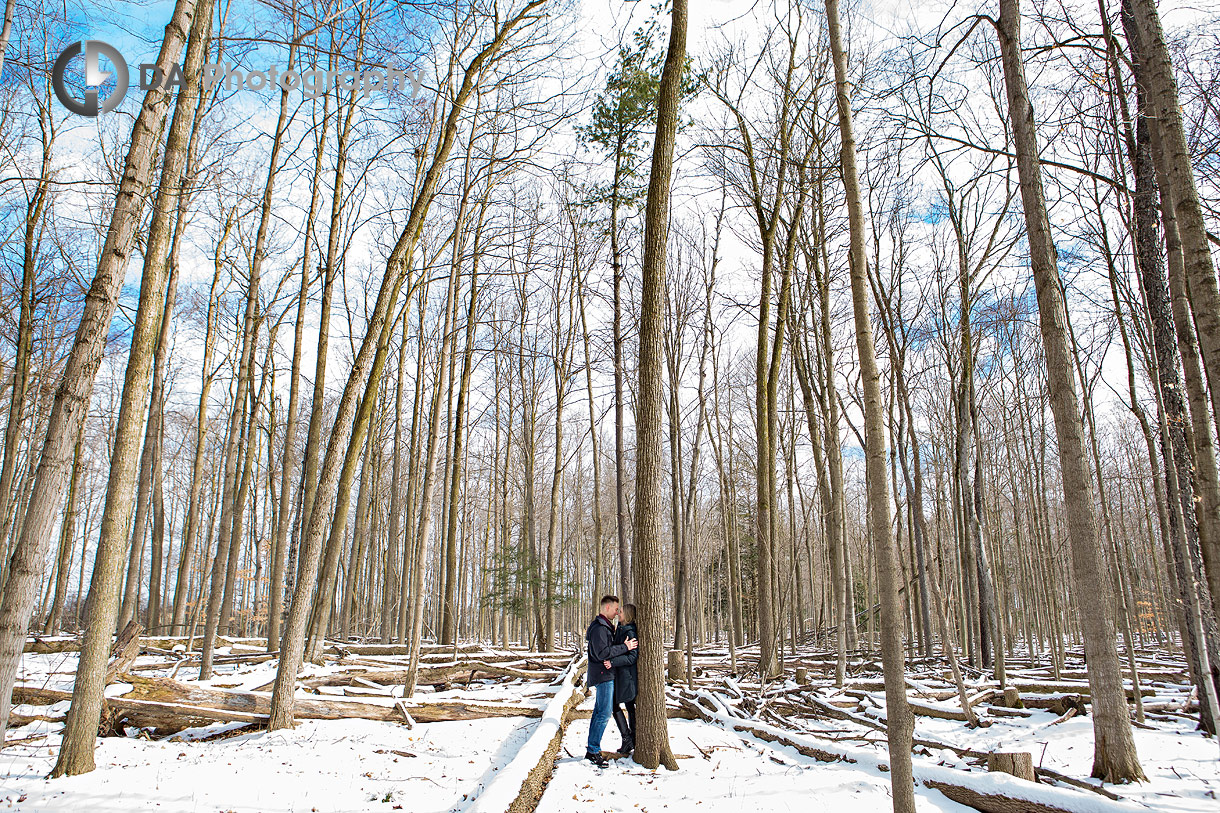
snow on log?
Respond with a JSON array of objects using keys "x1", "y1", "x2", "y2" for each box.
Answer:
[
  {"x1": 680, "y1": 691, "x2": 1144, "y2": 813},
  {"x1": 12, "y1": 675, "x2": 544, "y2": 734},
  {"x1": 467, "y1": 654, "x2": 588, "y2": 813},
  {"x1": 297, "y1": 661, "x2": 558, "y2": 690}
]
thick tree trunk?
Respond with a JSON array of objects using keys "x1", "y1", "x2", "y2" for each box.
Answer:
[
  {"x1": 46, "y1": 0, "x2": 215, "y2": 772},
  {"x1": 1120, "y1": 0, "x2": 1220, "y2": 633},
  {"x1": 996, "y1": 0, "x2": 1145, "y2": 782},
  {"x1": 631, "y1": 0, "x2": 685, "y2": 773}
]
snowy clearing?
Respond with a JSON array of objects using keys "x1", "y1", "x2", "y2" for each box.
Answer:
[{"x1": 3, "y1": 640, "x2": 1217, "y2": 812}]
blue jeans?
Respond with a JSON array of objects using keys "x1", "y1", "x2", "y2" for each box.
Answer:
[{"x1": 586, "y1": 679, "x2": 615, "y2": 755}]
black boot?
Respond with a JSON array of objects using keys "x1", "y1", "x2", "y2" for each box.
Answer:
[{"x1": 613, "y1": 708, "x2": 633, "y2": 755}]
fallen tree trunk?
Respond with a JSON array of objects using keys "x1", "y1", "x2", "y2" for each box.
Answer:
[
  {"x1": 907, "y1": 700, "x2": 974, "y2": 723},
  {"x1": 467, "y1": 656, "x2": 588, "y2": 813},
  {"x1": 679, "y1": 692, "x2": 1141, "y2": 813},
  {"x1": 325, "y1": 642, "x2": 488, "y2": 656},
  {"x1": 22, "y1": 637, "x2": 82, "y2": 654},
  {"x1": 13, "y1": 675, "x2": 544, "y2": 734},
  {"x1": 569, "y1": 705, "x2": 698, "y2": 720},
  {"x1": 296, "y1": 661, "x2": 558, "y2": 690}
]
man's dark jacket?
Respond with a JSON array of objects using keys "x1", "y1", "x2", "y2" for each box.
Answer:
[
  {"x1": 585, "y1": 614, "x2": 628, "y2": 685},
  {"x1": 610, "y1": 621, "x2": 638, "y2": 704}
]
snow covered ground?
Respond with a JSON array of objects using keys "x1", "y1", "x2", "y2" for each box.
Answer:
[
  {"x1": 541, "y1": 686, "x2": 1219, "y2": 813},
  {"x1": 3, "y1": 644, "x2": 1218, "y2": 812},
  {"x1": 4, "y1": 716, "x2": 533, "y2": 812},
  {"x1": 543, "y1": 716, "x2": 950, "y2": 813}
]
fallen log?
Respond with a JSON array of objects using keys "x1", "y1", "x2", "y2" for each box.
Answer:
[
  {"x1": 12, "y1": 676, "x2": 544, "y2": 735},
  {"x1": 908, "y1": 700, "x2": 973, "y2": 723},
  {"x1": 568, "y1": 705, "x2": 699, "y2": 721},
  {"x1": 24, "y1": 634, "x2": 271, "y2": 656},
  {"x1": 22, "y1": 637, "x2": 82, "y2": 654},
  {"x1": 296, "y1": 661, "x2": 557, "y2": 691},
  {"x1": 7, "y1": 712, "x2": 65, "y2": 728},
  {"x1": 1018, "y1": 694, "x2": 1089, "y2": 716},
  {"x1": 1007, "y1": 681, "x2": 1154, "y2": 698},
  {"x1": 467, "y1": 656, "x2": 588, "y2": 813},
  {"x1": 679, "y1": 692, "x2": 1140, "y2": 813},
  {"x1": 324, "y1": 642, "x2": 487, "y2": 657}
]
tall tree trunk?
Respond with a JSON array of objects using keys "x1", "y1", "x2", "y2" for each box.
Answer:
[
  {"x1": 996, "y1": 0, "x2": 1145, "y2": 781},
  {"x1": 631, "y1": 0, "x2": 685, "y2": 773},
  {"x1": 1124, "y1": 0, "x2": 1220, "y2": 448},
  {"x1": 44, "y1": 426, "x2": 86, "y2": 634},
  {"x1": 543, "y1": 277, "x2": 572, "y2": 652},
  {"x1": 378, "y1": 309, "x2": 409, "y2": 643},
  {"x1": 577, "y1": 261, "x2": 606, "y2": 608},
  {"x1": 47, "y1": 0, "x2": 215, "y2": 772},
  {"x1": 200, "y1": 34, "x2": 299, "y2": 675},
  {"x1": 0, "y1": 0, "x2": 197, "y2": 744},
  {"x1": 145, "y1": 258, "x2": 180, "y2": 632},
  {"x1": 118, "y1": 257, "x2": 179, "y2": 631},
  {"x1": 0, "y1": 108, "x2": 49, "y2": 567},
  {"x1": 403, "y1": 246, "x2": 463, "y2": 692},
  {"x1": 823, "y1": 0, "x2": 916, "y2": 807},
  {"x1": 299, "y1": 71, "x2": 354, "y2": 547},
  {"x1": 1118, "y1": 50, "x2": 1220, "y2": 730},
  {"x1": 442, "y1": 199, "x2": 489, "y2": 645},
  {"x1": 397, "y1": 291, "x2": 428, "y2": 642},
  {"x1": 268, "y1": 94, "x2": 329, "y2": 651},
  {"x1": 172, "y1": 211, "x2": 231, "y2": 635},
  {"x1": 1121, "y1": 0, "x2": 1220, "y2": 631},
  {"x1": 612, "y1": 173, "x2": 631, "y2": 600}
]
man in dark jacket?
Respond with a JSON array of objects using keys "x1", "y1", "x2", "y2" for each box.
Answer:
[{"x1": 585, "y1": 595, "x2": 637, "y2": 766}]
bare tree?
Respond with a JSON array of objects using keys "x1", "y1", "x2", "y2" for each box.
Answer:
[{"x1": 996, "y1": 0, "x2": 1145, "y2": 782}]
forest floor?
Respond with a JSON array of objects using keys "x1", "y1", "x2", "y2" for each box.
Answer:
[{"x1": 2, "y1": 638, "x2": 1217, "y2": 812}]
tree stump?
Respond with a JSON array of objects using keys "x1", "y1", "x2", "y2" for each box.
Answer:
[
  {"x1": 987, "y1": 751, "x2": 1035, "y2": 782},
  {"x1": 667, "y1": 650, "x2": 685, "y2": 683},
  {"x1": 1002, "y1": 687, "x2": 1023, "y2": 708},
  {"x1": 795, "y1": 667, "x2": 808, "y2": 684}
]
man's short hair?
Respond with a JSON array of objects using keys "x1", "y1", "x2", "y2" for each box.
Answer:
[{"x1": 599, "y1": 594, "x2": 620, "y2": 607}]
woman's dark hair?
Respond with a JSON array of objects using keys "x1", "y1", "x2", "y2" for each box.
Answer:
[{"x1": 622, "y1": 604, "x2": 636, "y2": 624}]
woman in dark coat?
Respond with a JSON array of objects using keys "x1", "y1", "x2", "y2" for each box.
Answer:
[{"x1": 609, "y1": 604, "x2": 638, "y2": 755}]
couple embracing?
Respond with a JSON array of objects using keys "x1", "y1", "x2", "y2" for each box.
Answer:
[{"x1": 583, "y1": 594, "x2": 639, "y2": 767}]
